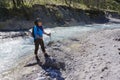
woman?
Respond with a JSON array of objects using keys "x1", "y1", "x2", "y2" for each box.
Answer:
[{"x1": 33, "y1": 18, "x2": 51, "y2": 61}]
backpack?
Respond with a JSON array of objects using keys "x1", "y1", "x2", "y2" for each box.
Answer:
[{"x1": 32, "y1": 26, "x2": 39, "y2": 38}]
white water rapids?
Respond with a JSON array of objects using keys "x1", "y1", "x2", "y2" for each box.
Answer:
[{"x1": 0, "y1": 24, "x2": 120, "y2": 73}]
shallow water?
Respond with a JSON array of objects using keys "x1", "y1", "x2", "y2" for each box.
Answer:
[{"x1": 0, "y1": 24, "x2": 120, "y2": 73}]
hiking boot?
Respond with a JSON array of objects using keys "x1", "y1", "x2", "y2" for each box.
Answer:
[{"x1": 44, "y1": 53, "x2": 50, "y2": 58}]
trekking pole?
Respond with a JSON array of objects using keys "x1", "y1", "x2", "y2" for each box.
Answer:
[
  {"x1": 48, "y1": 33, "x2": 53, "y2": 46},
  {"x1": 50, "y1": 33, "x2": 52, "y2": 42}
]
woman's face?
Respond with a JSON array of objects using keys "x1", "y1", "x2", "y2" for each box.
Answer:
[{"x1": 38, "y1": 22, "x2": 42, "y2": 26}]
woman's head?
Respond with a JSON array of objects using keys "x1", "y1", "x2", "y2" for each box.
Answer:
[{"x1": 34, "y1": 18, "x2": 42, "y2": 26}]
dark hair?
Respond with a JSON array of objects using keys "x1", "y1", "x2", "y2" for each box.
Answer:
[{"x1": 34, "y1": 18, "x2": 42, "y2": 26}]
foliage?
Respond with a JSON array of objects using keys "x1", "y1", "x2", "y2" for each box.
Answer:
[
  {"x1": 55, "y1": 10, "x2": 63, "y2": 21},
  {"x1": 0, "y1": 0, "x2": 120, "y2": 13}
]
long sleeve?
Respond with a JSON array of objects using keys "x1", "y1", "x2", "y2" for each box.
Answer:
[{"x1": 34, "y1": 26, "x2": 37, "y2": 39}]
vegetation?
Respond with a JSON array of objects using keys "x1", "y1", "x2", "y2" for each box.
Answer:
[
  {"x1": 0, "y1": 0, "x2": 120, "y2": 21},
  {"x1": 0, "y1": 0, "x2": 120, "y2": 12}
]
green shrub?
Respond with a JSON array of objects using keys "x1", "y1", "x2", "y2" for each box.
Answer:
[{"x1": 55, "y1": 10, "x2": 63, "y2": 21}]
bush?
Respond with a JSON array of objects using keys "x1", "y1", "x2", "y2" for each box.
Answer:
[{"x1": 55, "y1": 10, "x2": 63, "y2": 21}]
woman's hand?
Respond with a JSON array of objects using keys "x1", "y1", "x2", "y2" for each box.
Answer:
[
  {"x1": 44, "y1": 31, "x2": 51, "y2": 36},
  {"x1": 47, "y1": 33, "x2": 51, "y2": 36}
]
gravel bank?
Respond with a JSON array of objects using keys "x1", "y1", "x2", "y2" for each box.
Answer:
[{"x1": 0, "y1": 28, "x2": 120, "y2": 80}]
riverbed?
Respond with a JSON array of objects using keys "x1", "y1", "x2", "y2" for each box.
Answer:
[{"x1": 0, "y1": 23, "x2": 120, "y2": 75}]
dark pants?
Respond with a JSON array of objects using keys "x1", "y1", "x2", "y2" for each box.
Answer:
[{"x1": 34, "y1": 38, "x2": 46, "y2": 55}]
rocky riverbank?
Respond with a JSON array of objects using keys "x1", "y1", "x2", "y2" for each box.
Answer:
[
  {"x1": 0, "y1": 4, "x2": 120, "y2": 31},
  {"x1": 0, "y1": 28, "x2": 120, "y2": 80}
]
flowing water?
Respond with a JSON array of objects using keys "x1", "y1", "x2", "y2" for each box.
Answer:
[{"x1": 0, "y1": 24, "x2": 120, "y2": 73}]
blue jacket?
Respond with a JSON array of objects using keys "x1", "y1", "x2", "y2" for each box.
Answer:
[{"x1": 33, "y1": 26, "x2": 44, "y2": 39}]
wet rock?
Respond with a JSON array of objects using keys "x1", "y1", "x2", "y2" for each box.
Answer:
[
  {"x1": 47, "y1": 41, "x2": 55, "y2": 47},
  {"x1": 47, "y1": 41, "x2": 62, "y2": 47},
  {"x1": 70, "y1": 38, "x2": 79, "y2": 41},
  {"x1": 119, "y1": 52, "x2": 120, "y2": 55},
  {"x1": 114, "y1": 38, "x2": 120, "y2": 41},
  {"x1": 113, "y1": 45, "x2": 116, "y2": 47},
  {"x1": 100, "y1": 46, "x2": 104, "y2": 48},
  {"x1": 52, "y1": 47, "x2": 63, "y2": 52},
  {"x1": 100, "y1": 76, "x2": 104, "y2": 79},
  {"x1": 118, "y1": 48, "x2": 120, "y2": 50},
  {"x1": 101, "y1": 67, "x2": 108, "y2": 72}
]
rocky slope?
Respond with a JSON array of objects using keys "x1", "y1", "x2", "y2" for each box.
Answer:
[
  {"x1": 0, "y1": 28, "x2": 120, "y2": 80},
  {"x1": 0, "y1": 4, "x2": 120, "y2": 31}
]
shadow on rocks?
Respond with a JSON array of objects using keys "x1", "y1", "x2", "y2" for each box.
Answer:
[{"x1": 25, "y1": 57, "x2": 65, "y2": 80}]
